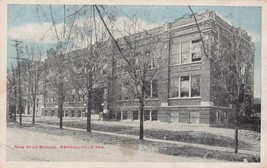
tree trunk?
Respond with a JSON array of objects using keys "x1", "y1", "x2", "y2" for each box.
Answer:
[
  {"x1": 58, "y1": 80, "x2": 63, "y2": 129},
  {"x1": 27, "y1": 102, "x2": 30, "y2": 115},
  {"x1": 13, "y1": 68, "x2": 17, "y2": 122},
  {"x1": 86, "y1": 99, "x2": 92, "y2": 132},
  {"x1": 234, "y1": 103, "x2": 239, "y2": 153},
  {"x1": 18, "y1": 65, "x2": 22, "y2": 126},
  {"x1": 139, "y1": 86, "x2": 145, "y2": 140},
  {"x1": 32, "y1": 98, "x2": 36, "y2": 125},
  {"x1": 14, "y1": 104, "x2": 17, "y2": 122},
  {"x1": 87, "y1": 73, "x2": 93, "y2": 133}
]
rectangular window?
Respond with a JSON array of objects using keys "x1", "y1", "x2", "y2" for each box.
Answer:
[
  {"x1": 123, "y1": 111, "x2": 127, "y2": 120},
  {"x1": 148, "y1": 57, "x2": 157, "y2": 69},
  {"x1": 116, "y1": 111, "x2": 121, "y2": 120},
  {"x1": 144, "y1": 110, "x2": 150, "y2": 121},
  {"x1": 71, "y1": 110, "x2": 75, "y2": 117},
  {"x1": 118, "y1": 87, "x2": 122, "y2": 100},
  {"x1": 180, "y1": 76, "x2": 189, "y2": 97},
  {"x1": 170, "y1": 39, "x2": 202, "y2": 65},
  {"x1": 144, "y1": 81, "x2": 151, "y2": 99},
  {"x1": 51, "y1": 110, "x2": 55, "y2": 117},
  {"x1": 36, "y1": 98, "x2": 39, "y2": 108},
  {"x1": 170, "y1": 78, "x2": 179, "y2": 98},
  {"x1": 152, "y1": 110, "x2": 158, "y2": 121},
  {"x1": 169, "y1": 75, "x2": 200, "y2": 98},
  {"x1": 152, "y1": 80, "x2": 158, "y2": 98},
  {"x1": 181, "y1": 42, "x2": 190, "y2": 64},
  {"x1": 121, "y1": 82, "x2": 129, "y2": 100},
  {"x1": 133, "y1": 111, "x2": 139, "y2": 120},
  {"x1": 133, "y1": 83, "x2": 140, "y2": 100},
  {"x1": 170, "y1": 44, "x2": 180, "y2": 65},
  {"x1": 191, "y1": 40, "x2": 201, "y2": 62},
  {"x1": 215, "y1": 111, "x2": 220, "y2": 123},
  {"x1": 145, "y1": 80, "x2": 158, "y2": 99},
  {"x1": 64, "y1": 110, "x2": 68, "y2": 117},
  {"x1": 191, "y1": 75, "x2": 200, "y2": 97},
  {"x1": 220, "y1": 113, "x2": 224, "y2": 123},
  {"x1": 224, "y1": 112, "x2": 228, "y2": 124}
]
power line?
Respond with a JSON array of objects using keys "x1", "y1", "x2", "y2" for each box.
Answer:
[{"x1": 40, "y1": 5, "x2": 86, "y2": 43}]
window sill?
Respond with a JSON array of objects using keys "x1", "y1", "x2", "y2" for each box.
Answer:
[
  {"x1": 117, "y1": 98, "x2": 159, "y2": 102},
  {"x1": 117, "y1": 99, "x2": 130, "y2": 102},
  {"x1": 147, "y1": 67, "x2": 157, "y2": 70},
  {"x1": 169, "y1": 97, "x2": 201, "y2": 100},
  {"x1": 170, "y1": 61, "x2": 202, "y2": 67},
  {"x1": 117, "y1": 67, "x2": 157, "y2": 74},
  {"x1": 145, "y1": 98, "x2": 159, "y2": 101}
]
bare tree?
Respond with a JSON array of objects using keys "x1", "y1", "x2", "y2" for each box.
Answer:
[
  {"x1": 37, "y1": 5, "x2": 109, "y2": 131},
  {"x1": 95, "y1": 5, "x2": 165, "y2": 140},
  {"x1": 210, "y1": 30, "x2": 254, "y2": 153},
  {"x1": 23, "y1": 45, "x2": 44, "y2": 124},
  {"x1": 7, "y1": 64, "x2": 17, "y2": 121},
  {"x1": 64, "y1": 6, "x2": 112, "y2": 132},
  {"x1": 37, "y1": 5, "x2": 86, "y2": 129},
  {"x1": 189, "y1": 7, "x2": 254, "y2": 153},
  {"x1": 66, "y1": 46, "x2": 109, "y2": 132}
]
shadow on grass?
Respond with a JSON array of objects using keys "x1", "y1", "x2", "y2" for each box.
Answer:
[
  {"x1": 35, "y1": 120, "x2": 253, "y2": 150},
  {"x1": 144, "y1": 130, "x2": 250, "y2": 149},
  {"x1": 158, "y1": 145, "x2": 260, "y2": 162}
]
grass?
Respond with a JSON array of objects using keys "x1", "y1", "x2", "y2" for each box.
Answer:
[
  {"x1": 36, "y1": 120, "x2": 252, "y2": 150},
  {"x1": 158, "y1": 146, "x2": 260, "y2": 162},
  {"x1": 7, "y1": 123, "x2": 260, "y2": 162},
  {"x1": 144, "y1": 130, "x2": 249, "y2": 149}
]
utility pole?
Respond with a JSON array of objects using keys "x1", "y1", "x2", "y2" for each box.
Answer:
[
  {"x1": 58, "y1": 5, "x2": 66, "y2": 129},
  {"x1": 11, "y1": 64, "x2": 17, "y2": 122},
  {"x1": 58, "y1": 53, "x2": 64, "y2": 129},
  {"x1": 11, "y1": 39, "x2": 23, "y2": 126}
]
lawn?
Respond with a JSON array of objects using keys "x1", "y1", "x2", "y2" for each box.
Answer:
[
  {"x1": 158, "y1": 145, "x2": 260, "y2": 162},
  {"x1": 7, "y1": 123, "x2": 260, "y2": 162},
  {"x1": 35, "y1": 119, "x2": 255, "y2": 151}
]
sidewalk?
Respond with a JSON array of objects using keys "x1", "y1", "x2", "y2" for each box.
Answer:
[{"x1": 31, "y1": 122, "x2": 260, "y2": 156}]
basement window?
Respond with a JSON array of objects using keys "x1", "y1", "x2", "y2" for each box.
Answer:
[
  {"x1": 122, "y1": 111, "x2": 127, "y2": 120},
  {"x1": 133, "y1": 111, "x2": 139, "y2": 120}
]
